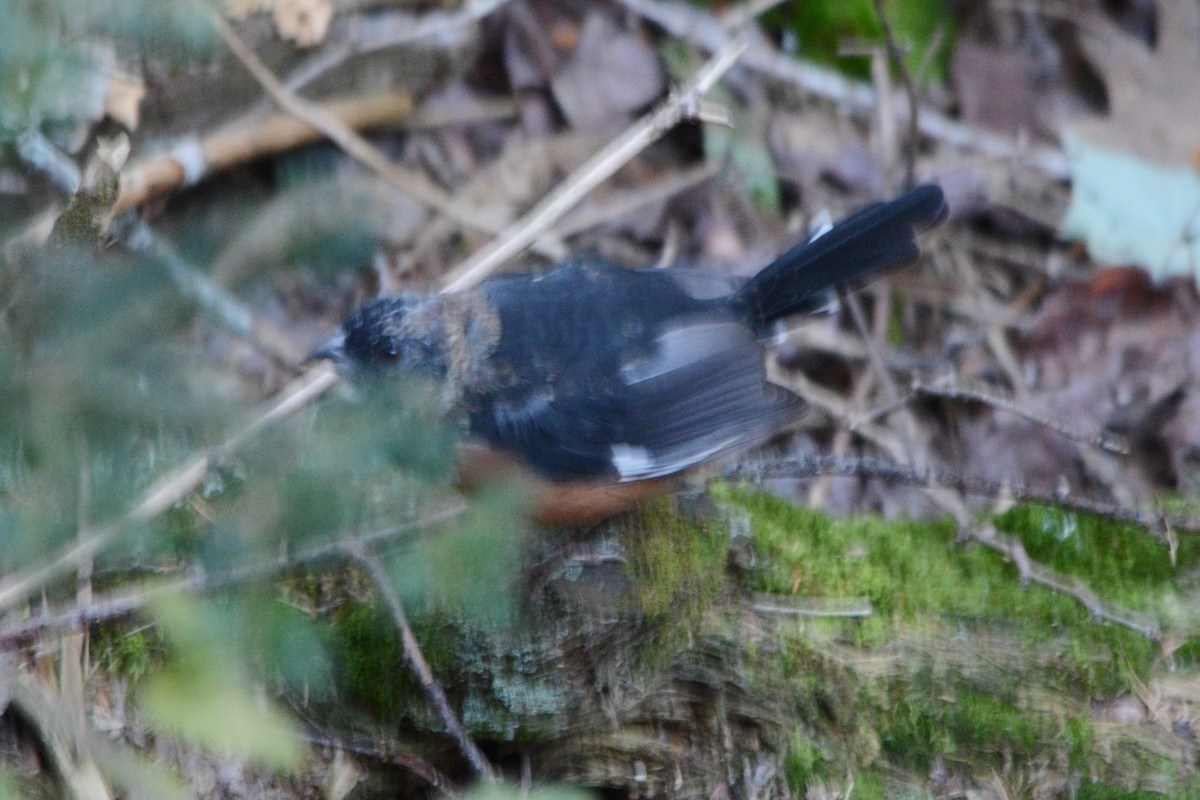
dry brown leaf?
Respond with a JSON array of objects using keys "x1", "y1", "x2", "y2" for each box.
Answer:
[
  {"x1": 1068, "y1": 0, "x2": 1200, "y2": 165},
  {"x1": 273, "y1": 0, "x2": 333, "y2": 47},
  {"x1": 551, "y1": 11, "x2": 665, "y2": 133},
  {"x1": 951, "y1": 39, "x2": 1041, "y2": 137}
]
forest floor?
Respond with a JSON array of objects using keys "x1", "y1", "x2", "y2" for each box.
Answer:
[{"x1": 2, "y1": 1, "x2": 1200, "y2": 798}]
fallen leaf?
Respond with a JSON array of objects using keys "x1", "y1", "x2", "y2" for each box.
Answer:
[
  {"x1": 1067, "y1": 0, "x2": 1200, "y2": 165},
  {"x1": 1060, "y1": 134, "x2": 1200, "y2": 279},
  {"x1": 551, "y1": 11, "x2": 665, "y2": 133},
  {"x1": 951, "y1": 38, "x2": 1042, "y2": 136}
]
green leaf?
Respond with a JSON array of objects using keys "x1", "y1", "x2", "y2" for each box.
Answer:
[
  {"x1": 390, "y1": 485, "x2": 528, "y2": 625},
  {"x1": 141, "y1": 596, "x2": 304, "y2": 769}
]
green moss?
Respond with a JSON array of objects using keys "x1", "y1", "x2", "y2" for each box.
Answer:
[
  {"x1": 1065, "y1": 715, "x2": 1095, "y2": 770},
  {"x1": 93, "y1": 625, "x2": 163, "y2": 683},
  {"x1": 782, "y1": 730, "x2": 826, "y2": 793},
  {"x1": 621, "y1": 496, "x2": 728, "y2": 621},
  {"x1": 327, "y1": 599, "x2": 412, "y2": 720},
  {"x1": 875, "y1": 673, "x2": 1049, "y2": 772},
  {"x1": 718, "y1": 487, "x2": 1181, "y2": 693},
  {"x1": 325, "y1": 597, "x2": 570, "y2": 740},
  {"x1": 1077, "y1": 781, "x2": 1200, "y2": 800},
  {"x1": 709, "y1": 485, "x2": 1200, "y2": 792},
  {"x1": 995, "y1": 504, "x2": 1200, "y2": 620},
  {"x1": 849, "y1": 771, "x2": 885, "y2": 800}
]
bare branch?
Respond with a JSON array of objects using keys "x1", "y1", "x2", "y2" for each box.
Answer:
[
  {"x1": 211, "y1": 13, "x2": 564, "y2": 261},
  {"x1": 736, "y1": 455, "x2": 1200, "y2": 537},
  {"x1": 439, "y1": 35, "x2": 748, "y2": 292},
  {"x1": 869, "y1": 0, "x2": 920, "y2": 188},
  {"x1": 862, "y1": 376, "x2": 1130, "y2": 455},
  {"x1": 0, "y1": 504, "x2": 466, "y2": 644},
  {"x1": 346, "y1": 543, "x2": 495, "y2": 780},
  {"x1": 967, "y1": 520, "x2": 1162, "y2": 641},
  {"x1": 115, "y1": 92, "x2": 415, "y2": 215},
  {"x1": 0, "y1": 366, "x2": 340, "y2": 614},
  {"x1": 615, "y1": 0, "x2": 1069, "y2": 178}
]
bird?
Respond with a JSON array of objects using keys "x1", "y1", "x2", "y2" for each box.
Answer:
[{"x1": 310, "y1": 184, "x2": 947, "y2": 525}]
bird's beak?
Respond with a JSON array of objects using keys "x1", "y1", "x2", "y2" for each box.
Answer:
[{"x1": 304, "y1": 331, "x2": 346, "y2": 366}]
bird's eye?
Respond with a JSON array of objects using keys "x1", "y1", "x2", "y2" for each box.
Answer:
[{"x1": 377, "y1": 342, "x2": 401, "y2": 362}]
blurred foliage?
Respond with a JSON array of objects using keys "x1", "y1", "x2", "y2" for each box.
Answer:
[
  {"x1": 391, "y1": 484, "x2": 528, "y2": 624},
  {"x1": 762, "y1": 0, "x2": 952, "y2": 82},
  {"x1": 0, "y1": 0, "x2": 216, "y2": 138},
  {"x1": 141, "y1": 596, "x2": 304, "y2": 768},
  {"x1": 0, "y1": 244, "x2": 235, "y2": 569}
]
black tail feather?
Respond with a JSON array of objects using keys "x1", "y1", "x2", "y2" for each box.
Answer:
[{"x1": 735, "y1": 184, "x2": 947, "y2": 329}]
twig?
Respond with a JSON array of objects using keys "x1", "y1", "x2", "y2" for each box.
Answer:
[
  {"x1": 718, "y1": 0, "x2": 793, "y2": 30},
  {"x1": 302, "y1": 730, "x2": 461, "y2": 797},
  {"x1": 0, "y1": 504, "x2": 466, "y2": 644},
  {"x1": 966, "y1": 519, "x2": 1162, "y2": 641},
  {"x1": 16, "y1": 131, "x2": 81, "y2": 195},
  {"x1": 751, "y1": 597, "x2": 873, "y2": 618},
  {"x1": 438, "y1": 35, "x2": 749, "y2": 292},
  {"x1": 861, "y1": 377, "x2": 1130, "y2": 455},
  {"x1": 346, "y1": 543, "x2": 495, "y2": 780},
  {"x1": 115, "y1": 92, "x2": 415, "y2": 215},
  {"x1": 614, "y1": 0, "x2": 1069, "y2": 179},
  {"x1": 0, "y1": 366, "x2": 340, "y2": 614},
  {"x1": 869, "y1": 0, "x2": 919, "y2": 188},
  {"x1": 114, "y1": 216, "x2": 308, "y2": 364},
  {"x1": 211, "y1": 14, "x2": 562, "y2": 260},
  {"x1": 734, "y1": 455, "x2": 1200, "y2": 536}
]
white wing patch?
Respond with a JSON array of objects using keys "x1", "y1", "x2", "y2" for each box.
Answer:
[
  {"x1": 620, "y1": 321, "x2": 747, "y2": 385},
  {"x1": 609, "y1": 316, "x2": 800, "y2": 482},
  {"x1": 610, "y1": 444, "x2": 656, "y2": 479}
]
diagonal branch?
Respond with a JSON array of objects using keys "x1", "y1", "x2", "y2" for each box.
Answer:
[
  {"x1": 438, "y1": 35, "x2": 748, "y2": 292},
  {"x1": 346, "y1": 542, "x2": 495, "y2": 780},
  {"x1": 211, "y1": 13, "x2": 564, "y2": 261},
  {"x1": 0, "y1": 366, "x2": 340, "y2": 614}
]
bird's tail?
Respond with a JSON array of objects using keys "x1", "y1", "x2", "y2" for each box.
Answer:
[{"x1": 735, "y1": 184, "x2": 947, "y2": 330}]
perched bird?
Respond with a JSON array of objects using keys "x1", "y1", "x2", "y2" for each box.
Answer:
[{"x1": 311, "y1": 184, "x2": 947, "y2": 524}]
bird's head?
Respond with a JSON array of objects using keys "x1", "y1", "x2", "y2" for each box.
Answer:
[{"x1": 307, "y1": 294, "x2": 448, "y2": 378}]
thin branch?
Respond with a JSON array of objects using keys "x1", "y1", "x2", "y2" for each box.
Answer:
[
  {"x1": 0, "y1": 366, "x2": 341, "y2": 614},
  {"x1": 862, "y1": 377, "x2": 1130, "y2": 455},
  {"x1": 438, "y1": 35, "x2": 749, "y2": 292},
  {"x1": 211, "y1": 14, "x2": 563, "y2": 261},
  {"x1": 751, "y1": 597, "x2": 874, "y2": 618},
  {"x1": 870, "y1": 0, "x2": 919, "y2": 188},
  {"x1": 966, "y1": 519, "x2": 1162, "y2": 640},
  {"x1": 114, "y1": 216, "x2": 308, "y2": 364},
  {"x1": 0, "y1": 504, "x2": 466, "y2": 644},
  {"x1": 346, "y1": 543, "x2": 495, "y2": 780},
  {"x1": 115, "y1": 92, "x2": 415, "y2": 215},
  {"x1": 735, "y1": 455, "x2": 1200, "y2": 536},
  {"x1": 614, "y1": 0, "x2": 1069, "y2": 178}
]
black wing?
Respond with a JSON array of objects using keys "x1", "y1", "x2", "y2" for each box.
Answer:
[{"x1": 468, "y1": 263, "x2": 798, "y2": 481}]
